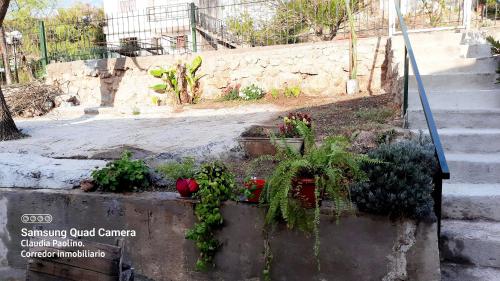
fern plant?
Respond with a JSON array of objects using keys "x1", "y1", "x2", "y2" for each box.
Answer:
[{"x1": 260, "y1": 122, "x2": 376, "y2": 270}]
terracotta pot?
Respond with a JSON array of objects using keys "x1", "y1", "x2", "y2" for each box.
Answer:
[
  {"x1": 291, "y1": 178, "x2": 318, "y2": 208},
  {"x1": 176, "y1": 178, "x2": 199, "y2": 197},
  {"x1": 244, "y1": 178, "x2": 266, "y2": 203}
]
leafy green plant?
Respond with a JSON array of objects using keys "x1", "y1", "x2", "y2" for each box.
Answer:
[
  {"x1": 157, "y1": 157, "x2": 197, "y2": 180},
  {"x1": 186, "y1": 56, "x2": 205, "y2": 103},
  {"x1": 259, "y1": 124, "x2": 375, "y2": 270},
  {"x1": 149, "y1": 56, "x2": 204, "y2": 104},
  {"x1": 186, "y1": 161, "x2": 236, "y2": 271},
  {"x1": 270, "y1": 88, "x2": 280, "y2": 99},
  {"x1": 284, "y1": 85, "x2": 302, "y2": 98},
  {"x1": 239, "y1": 84, "x2": 265, "y2": 100},
  {"x1": 91, "y1": 151, "x2": 150, "y2": 192},
  {"x1": 350, "y1": 139, "x2": 437, "y2": 220},
  {"x1": 277, "y1": 112, "x2": 312, "y2": 138}
]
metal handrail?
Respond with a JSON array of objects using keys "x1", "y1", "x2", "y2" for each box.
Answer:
[{"x1": 394, "y1": 1, "x2": 450, "y2": 235}]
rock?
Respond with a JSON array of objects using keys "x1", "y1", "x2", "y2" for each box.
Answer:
[
  {"x1": 80, "y1": 180, "x2": 96, "y2": 192},
  {"x1": 351, "y1": 130, "x2": 378, "y2": 153},
  {"x1": 55, "y1": 94, "x2": 80, "y2": 107}
]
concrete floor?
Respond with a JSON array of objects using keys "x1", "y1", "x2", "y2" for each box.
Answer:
[{"x1": 0, "y1": 104, "x2": 281, "y2": 189}]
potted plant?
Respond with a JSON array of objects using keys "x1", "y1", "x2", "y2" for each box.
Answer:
[
  {"x1": 345, "y1": 0, "x2": 359, "y2": 95},
  {"x1": 272, "y1": 112, "x2": 312, "y2": 153},
  {"x1": 260, "y1": 125, "x2": 375, "y2": 266},
  {"x1": 243, "y1": 177, "x2": 266, "y2": 203},
  {"x1": 238, "y1": 112, "x2": 312, "y2": 158},
  {"x1": 157, "y1": 158, "x2": 199, "y2": 197}
]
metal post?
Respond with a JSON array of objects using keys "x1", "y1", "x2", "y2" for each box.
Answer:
[
  {"x1": 403, "y1": 46, "x2": 409, "y2": 118},
  {"x1": 433, "y1": 174, "x2": 443, "y2": 239},
  {"x1": 189, "y1": 3, "x2": 198, "y2": 53},
  {"x1": 13, "y1": 42, "x2": 18, "y2": 83},
  {"x1": 38, "y1": 21, "x2": 48, "y2": 67},
  {"x1": 463, "y1": 0, "x2": 472, "y2": 29},
  {"x1": 388, "y1": 0, "x2": 396, "y2": 36}
]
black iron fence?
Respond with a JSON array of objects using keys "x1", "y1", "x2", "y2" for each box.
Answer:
[{"x1": 2, "y1": 0, "x2": 497, "y2": 84}]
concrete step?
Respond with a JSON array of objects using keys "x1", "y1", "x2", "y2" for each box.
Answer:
[
  {"x1": 409, "y1": 73, "x2": 498, "y2": 91},
  {"x1": 443, "y1": 183, "x2": 500, "y2": 221},
  {"x1": 447, "y1": 153, "x2": 500, "y2": 184},
  {"x1": 408, "y1": 108, "x2": 500, "y2": 129},
  {"x1": 441, "y1": 262, "x2": 500, "y2": 281},
  {"x1": 440, "y1": 220, "x2": 500, "y2": 268},
  {"x1": 408, "y1": 89, "x2": 500, "y2": 110},
  {"x1": 437, "y1": 128, "x2": 500, "y2": 153},
  {"x1": 411, "y1": 56, "x2": 498, "y2": 75}
]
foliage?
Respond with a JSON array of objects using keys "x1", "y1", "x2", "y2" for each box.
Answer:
[
  {"x1": 149, "y1": 56, "x2": 204, "y2": 104},
  {"x1": 486, "y1": 36, "x2": 500, "y2": 83},
  {"x1": 487, "y1": 36, "x2": 500, "y2": 55},
  {"x1": 259, "y1": 125, "x2": 375, "y2": 269},
  {"x1": 270, "y1": 85, "x2": 302, "y2": 98},
  {"x1": 284, "y1": 85, "x2": 302, "y2": 98},
  {"x1": 221, "y1": 84, "x2": 241, "y2": 101},
  {"x1": 186, "y1": 161, "x2": 236, "y2": 271},
  {"x1": 350, "y1": 139, "x2": 437, "y2": 220},
  {"x1": 227, "y1": 0, "x2": 355, "y2": 45},
  {"x1": 277, "y1": 112, "x2": 312, "y2": 138},
  {"x1": 239, "y1": 84, "x2": 265, "y2": 100},
  {"x1": 91, "y1": 151, "x2": 150, "y2": 192},
  {"x1": 5, "y1": 2, "x2": 106, "y2": 62},
  {"x1": 157, "y1": 157, "x2": 198, "y2": 180}
]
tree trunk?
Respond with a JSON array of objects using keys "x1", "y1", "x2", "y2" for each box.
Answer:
[
  {"x1": 177, "y1": 63, "x2": 189, "y2": 104},
  {"x1": 0, "y1": 26, "x2": 12, "y2": 84},
  {"x1": 0, "y1": 86, "x2": 22, "y2": 140},
  {"x1": 0, "y1": 0, "x2": 22, "y2": 141}
]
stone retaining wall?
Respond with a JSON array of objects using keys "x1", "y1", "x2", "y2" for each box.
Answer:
[
  {"x1": 0, "y1": 188, "x2": 440, "y2": 281},
  {"x1": 46, "y1": 37, "x2": 389, "y2": 109}
]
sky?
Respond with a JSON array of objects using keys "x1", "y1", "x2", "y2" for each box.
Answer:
[{"x1": 59, "y1": 0, "x2": 103, "y2": 8}]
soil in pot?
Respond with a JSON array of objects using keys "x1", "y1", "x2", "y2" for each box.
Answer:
[
  {"x1": 291, "y1": 178, "x2": 318, "y2": 208},
  {"x1": 244, "y1": 178, "x2": 266, "y2": 203},
  {"x1": 176, "y1": 178, "x2": 199, "y2": 197}
]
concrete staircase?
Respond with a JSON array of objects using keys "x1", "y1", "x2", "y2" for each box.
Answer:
[{"x1": 404, "y1": 30, "x2": 500, "y2": 280}]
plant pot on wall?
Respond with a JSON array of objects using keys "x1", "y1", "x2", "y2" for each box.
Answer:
[
  {"x1": 346, "y1": 79, "x2": 359, "y2": 95},
  {"x1": 244, "y1": 178, "x2": 266, "y2": 203},
  {"x1": 291, "y1": 178, "x2": 318, "y2": 208},
  {"x1": 176, "y1": 178, "x2": 199, "y2": 197}
]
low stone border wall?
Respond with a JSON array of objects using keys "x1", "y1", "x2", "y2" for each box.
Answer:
[
  {"x1": 0, "y1": 188, "x2": 439, "y2": 281},
  {"x1": 46, "y1": 37, "x2": 389, "y2": 109}
]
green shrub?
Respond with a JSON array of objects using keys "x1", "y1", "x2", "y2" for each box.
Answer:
[
  {"x1": 239, "y1": 84, "x2": 265, "y2": 100},
  {"x1": 350, "y1": 139, "x2": 437, "y2": 220},
  {"x1": 283, "y1": 85, "x2": 301, "y2": 98},
  {"x1": 157, "y1": 157, "x2": 197, "y2": 179},
  {"x1": 186, "y1": 161, "x2": 236, "y2": 271},
  {"x1": 91, "y1": 151, "x2": 150, "y2": 192}
]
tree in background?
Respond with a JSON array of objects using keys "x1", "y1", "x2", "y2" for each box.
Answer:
[
  {"x1": 227, "y1": 0, "x2": 355, "y2": 46},
  {"x1": 2, "y1": 0, "x2": 57, "y2": 84},
  {"x1": 0, "y1": 0, "x2": 24, "y2": 141}
]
